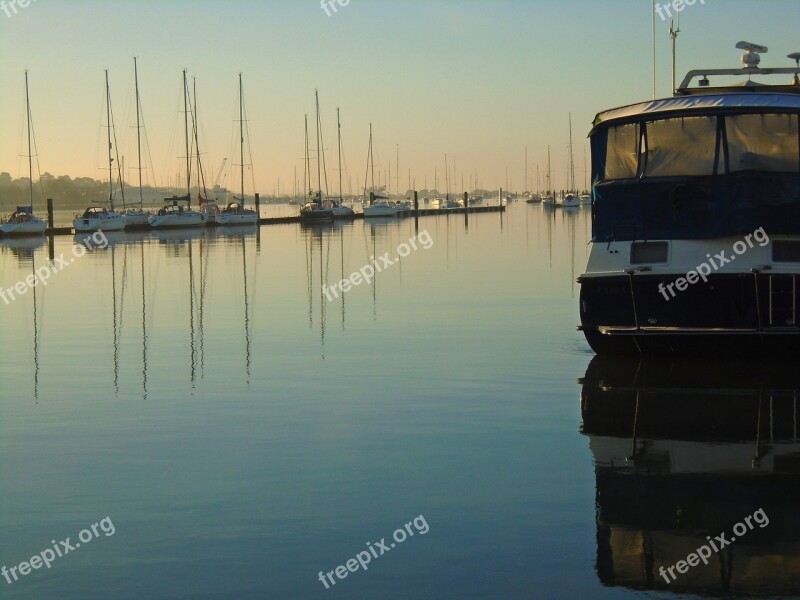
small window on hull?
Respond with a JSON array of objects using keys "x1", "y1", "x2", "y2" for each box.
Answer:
[{"x1": 631, "y1": 241, "x2": 669, "y2": 264}]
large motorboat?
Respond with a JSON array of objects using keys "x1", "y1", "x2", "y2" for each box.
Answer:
[{"x1": 578, "y1": 42, "x2": 800, "y2": 356}]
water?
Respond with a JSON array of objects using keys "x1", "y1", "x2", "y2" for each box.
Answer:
[{"x1": 1, "y1": 203, "x2": 797, "y2": 599}]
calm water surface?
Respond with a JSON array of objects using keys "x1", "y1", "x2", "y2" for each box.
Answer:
[{"x1": 1, "y1": 203, "x2": 797, "y2": 599}]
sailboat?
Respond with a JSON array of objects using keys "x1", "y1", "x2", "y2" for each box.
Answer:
[
  {"x1": 363, "y1": 124, "x2": 397, "y2": 217},
  {"x1": 149, "y1": 70, "x2": 206, "y2": 228},
  {"x1": 541, "y1": 146, "x2": 558, "y2": 207},
  {"x1": 562, "y1": 114, "x2": 581, "y2": 208},
  {"x1": 124, "y1": 58, "x2": 153, "y2": 229},
  {"x1": 74, "y1": 70, "x2": 127, "y2": 232},
  {"x1": 217, "y1": 74, "x2": 258, "y2": 226},
  {"x1": 325, "y1": 107, "x2": 355, "y2": 219},
  {"x1": 440, "y1": 154, "x2": 462, "y2": 209},
  {"x1": 1, "y1": 71, "x2": 46, "y2": 236},
  {"x1": 299, "y1": 97, "x2": 334, "y2": 222}
]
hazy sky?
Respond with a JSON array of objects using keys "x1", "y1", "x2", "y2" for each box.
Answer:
[{"x1": 1, "y1": 0, "x2": 798, "y2": 196}]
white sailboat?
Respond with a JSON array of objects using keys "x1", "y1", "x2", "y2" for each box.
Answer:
[
  {"x1": 363, "y1": 124, "x2": 398, "y2": 218},
  {"x1": 124, "y1": 58, "x2": 153, "y2": 229},
  {"x1": 541, "y1": 146, "x2": 558, "y2": 207},
  {"x1": 74, "y1": 70, "x2": 126, "y2": 233},
  {"x1": 1, "y1": 71, "x2": 46, "y2": 236},
  {"x1": 325, "y1": 107, "x2": 355, "y2": 219},
  {"x1": 562, "y1": 113, "x2": 581, "y2": 208},
  {"x1": 216, "y1": 74, "x2": 258, "y2": 226},
  {"x1": 149, "y1": 70, "x2": 206, "y2": 229}
]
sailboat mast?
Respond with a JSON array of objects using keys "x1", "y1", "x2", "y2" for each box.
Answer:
[
  {"x1": 183, "y1": 69, "x2": 191, "y2": 207},
  {"x1": 134, "y1": 58, "x2": 143, "y2": 209},
  {"x1": 239, "y1": 73, "x2": 245, "y2": 207},
  {"x1": 396, "y1": 144, "x2": 399, "y2": 200},
  {"x1": 106, "y1": 70, "x2": 113, "y2": 208},
  {"x1": 569, "y1": 113, "x2": 575, "y2": 192},
  {"x1": 315, "y1": 89, "x2": 322, "y2": 198},
  {"x1": 547, "y1": 145, "x2": 552, "y2": 195},
  {"x1": 304, "y1": 114, "x2": 310, "y2": 196},
  {"x1": 337, "y1": 107, "x2": 343, "y2": 201},
  {"x1": 24, "y1": 70, "x2": 33, "y2": 208},
  {"x1": 370, "y1": 123, "x2": 375, "y2": 196}
]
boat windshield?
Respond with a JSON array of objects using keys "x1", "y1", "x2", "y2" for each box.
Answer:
[
  {"x1": 592, "y1": 110, "x2": 800, "y2": 241},
  {"x1": 600, "y1": 113, "x2": 800, "y2": 180}
]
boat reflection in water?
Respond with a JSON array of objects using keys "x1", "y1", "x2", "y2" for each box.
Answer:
[{"x1": 580, "y1": 357, "x2": 800, "y2": 597}]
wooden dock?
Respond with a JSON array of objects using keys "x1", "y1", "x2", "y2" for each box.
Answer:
[{"x1": 1, "y1": 202, "x2": 505, "y2": 238}]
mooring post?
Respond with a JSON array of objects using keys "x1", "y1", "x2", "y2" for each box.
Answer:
[
  {"x1": 414, "y1": 190, "x2": 419, "y2": 212},
  {"x1": 47, "y1": 198, "x2": 54, "y2": 231},
  {"x1": 370, "y1": 191, "x2": 375, "y2": 206},
  {"x1": 255, "y1": 192, "x2": 260, "y2": 215},
  {"x1": 463, "y1": 191, "x2": 468, "y2": 209}
]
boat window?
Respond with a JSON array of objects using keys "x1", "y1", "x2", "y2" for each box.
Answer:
[
  {"x1": 604, "y1": 123, "x2": 640, "y2": 180},
  {"x1": 726, "y1": 114, "x2": 800, "y2": 173},
  {"x1": 644, "y1": 116, "x2": 718, "y2": 177}
]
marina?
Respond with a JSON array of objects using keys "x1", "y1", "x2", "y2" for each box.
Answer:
[{"x1": 2, "y1": 2, "x2": 799, "y2": 599}]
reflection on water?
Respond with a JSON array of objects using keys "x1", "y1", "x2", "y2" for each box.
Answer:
[{"x1": 581, "y1": 357, "x2": 800, "y2": 598}]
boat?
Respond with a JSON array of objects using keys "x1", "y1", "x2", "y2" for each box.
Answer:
[
  {"x1": 362, "y1": 124, "x2": 397, "y2": 218},
  {"x1": 216, "y1": 201, "x2": 256, "y2": 225},
  {"x1": 124, "y1": 58, "x2": 154, "y2": 230},
  {"x1": 149, "y1": 71, "x2": 206, "y2": 229},
  {"x1": 526, "y1": 193, "x2": 542, "y2": 204},
  {"x1": 149, "y1": 200, "x2": 206, "y2": 228},
  {"x1": 562, "y1": 194, "x2": 581, "y2": 208},
  {"x1": 324, "y1": 107, "x2": 355, "y2": 219},
  {"x1": 363, "y1": 198, "x2": 398, "y2": 217},
  {"x1": 74, "y1": 71, "x2": 126, "y2": 233},
  {"x1": 215, "y1": 74, "x2": 258, "y2": 226},
  {"x1": 541, "y1": 146, "x2": 559, "y2": 207},
  {"x1": 300, "y1": 96, "x2": 333, "y2": 223},
  {"x1": 561, "y1": 114, "x2": 581, "y2": 208},
  {"x1": 578, "y1": 41, "x2": 800, "y2": 356},
  {"x1": 1, "y1": 206, "x2": 46, "y2": 236},
  {"x1": 579, "y1": 193, "x2": 591, "y2": 205},
  {"x1": 1, "y1": 72, "x2": 46, "y2": 237}
]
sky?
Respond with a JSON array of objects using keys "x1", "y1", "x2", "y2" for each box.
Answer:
[{"x1": 1, "y1": 0, "x2": 798, "y2": 196}]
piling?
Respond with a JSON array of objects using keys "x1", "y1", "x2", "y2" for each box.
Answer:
[{"x1": 47, "y1": 198, "x2": 54, "y2": 230}]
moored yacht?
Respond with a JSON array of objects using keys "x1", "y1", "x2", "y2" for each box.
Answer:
[
  {"x1": 1, "y1": 72, "x2": 46, "y2": 237},
  {"x1": 215, "y1": 201, "x2": 257, "y2": 225},
  {"x1": 148, "y1": 199, "x2": 206, "y2": 228},
  {"x1": 579, "y1": 42, "x2": 800, "y2": 355},
  {"x1": 1, "y1": 206, "x2": 47, "y2": 236},
  {"x1": 74, "y1": 206, "x2": 126, "y2": 232}
]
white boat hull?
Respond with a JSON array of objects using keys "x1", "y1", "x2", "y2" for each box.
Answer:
[
  {"x1": 215, "y1": 212, "x2": 258, "y2": 225},
  {"x1": 73, "y1": 214, "x2": 126, "y2": 232},
  {"x1": 363, "y1": 205, "x2": 398, "y2": 217},
  {"x1": 0, "y1": 219, "x2": 46, "y2": 235},
  {"x1": 148, "y1": 213, "x2": 206, "y2": 228},
  {"x1": 123, "y1": 211, "x2": 152, "y2": 228}
]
